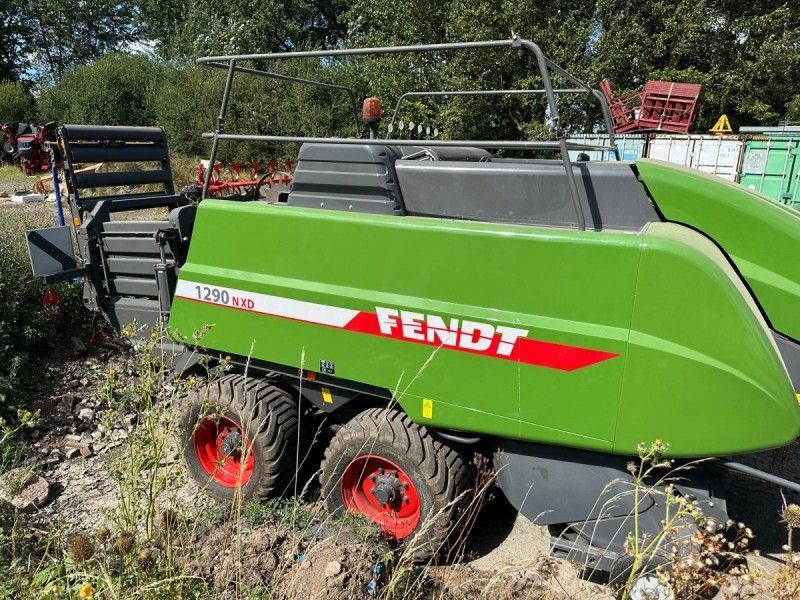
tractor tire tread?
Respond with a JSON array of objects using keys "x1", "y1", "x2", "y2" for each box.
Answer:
[
  {"x1": 179, "y1": 374, "x2": 300, "y2": 501},
  {"x1": 320, "y1": 407, "x2": 471, "y2": 560}
]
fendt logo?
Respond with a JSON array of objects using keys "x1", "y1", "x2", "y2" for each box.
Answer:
[
  {"x1": 175, "y1": 280, "x2": 619, "y2": 372},
  {"x1": 374, "y1": 307, "x2": 529, "y2": 358}
]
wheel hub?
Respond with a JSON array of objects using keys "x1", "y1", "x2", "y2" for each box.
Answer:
[
  {"x1": 340, "y1": 455, "x2": 421, "y2": 540},
  {"x1": 220, "y1": 429, "x2": 242, "y2": 456},
  {"x1": 193, "y1": 416, "x2": 255, "y2": 487},
  {"x1": 369, "y1": 469, "x2": 406, "y2": 506}
]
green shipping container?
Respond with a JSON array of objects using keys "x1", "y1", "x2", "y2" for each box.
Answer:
[{"x1": 739, "y1": 137, "x2": 800, "y2": 207}]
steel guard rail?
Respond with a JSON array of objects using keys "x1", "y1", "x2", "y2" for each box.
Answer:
[{"x1": 197, "y1": 36, "x2": 621, "y2": 231}]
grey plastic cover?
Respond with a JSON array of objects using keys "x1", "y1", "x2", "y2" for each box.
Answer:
[
  {"x1": 26, "y1": 226, "x2": 77, "y2": 278},
  {"x1": 287, "y1": 143, "x2": 405, "y2": 214},
  {"x1": 773, "y1": 331, "x2": 800, "y2": 391},
  {"x1": 396, "y1": 159, "x2": 659, "y2": 231}
]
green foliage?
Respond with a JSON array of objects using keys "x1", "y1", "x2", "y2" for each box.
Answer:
[
  {"x1": 0, "y1": 207, "x2": 82, "y2": 420},
  {"x1": 0, "y1": 81, "x2": 35, "y2": 122},
  {"x1": 152, "y1": 66, "x2": 222, "y2": 158},
  {"x1": 16, "y1": 1, "x2": 800, "y2": 157},
  {"x1": 591, "y1": 0, "x2": 800, "y2": 129},
  {"x1": 23, "y1": 0, "x2": 142, "y2": 84},
  {"x1": 0, "y1": 0, "x2": 30, "y2": 82},
  {"x1": 139, "y1": 0, "x2": 350, "y2": 59},
  {"x1": 38, "y1": 54, "x2": 161, "y2": 126}
]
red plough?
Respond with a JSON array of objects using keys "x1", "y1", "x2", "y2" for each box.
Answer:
[{"x1": 196, "y1": 159, "x2": 295, "y2": 198}]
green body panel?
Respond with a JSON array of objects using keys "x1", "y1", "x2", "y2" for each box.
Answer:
[
  {"x1": 637, "y1": 159, "x2": 800, "y2": 342},
  {"x1": 738, "y1": 138, "x2": 800, "y2": 207},
  {"x1": 618, "y1": 222, "x2": 799, "y2": 455},
  {"x1": 168, "y1": 199, "x2": 800, "y2": 457}
]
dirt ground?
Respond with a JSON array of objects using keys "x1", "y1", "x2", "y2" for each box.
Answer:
[{"x1": 14, "y1": 338, "x2": 608, "y2": 598}]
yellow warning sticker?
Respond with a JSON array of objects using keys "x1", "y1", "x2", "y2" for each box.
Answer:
[
  {"x1": 796, "y1": 393, "x2": 800, "y2": 405},
  {"x1": 321, "y1": 387, "x2": 333, "y2": 404},
  {"x1": 422, "y1": 398, "x2": 433, "y2": 419}
]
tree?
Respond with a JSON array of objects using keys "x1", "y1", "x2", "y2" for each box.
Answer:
[
  {"x1": 37, "y1": 54, "x2": 160, "y2": 125},
  {"x1": 139, "y1": 0, "x2": 353, "y2": 59},
  {"x1": 23, "y1": 0, "x2": 143, "y2": 84},
  {"x1": 343, "y1": 0, "x2": 800, "y2": 135},
  {"x1": 343, "y1": 0, "x2": 598, "y2": 141},
  {"x1": 591, "y1": 0, "x2": 800, "y2": 129},
  {"x1": 0, "y1": 81, "x2": 36, "y2": 122},
  {"x1": 0, "y1": 0, "x2": 31, "y2": 82}
]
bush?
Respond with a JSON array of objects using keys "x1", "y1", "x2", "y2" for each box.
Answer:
[
  {"x1": 37, "y1": 53, "x2": 161, "y2": 126},
  {"x1": 0, "y1": 208, "x2": 83, "y2": 419},
  {"x1": 0, "y1": 81, "x2": 35, "y2": 122},
  {"x1": 152, "y1": 66, "x2": 223, "y2": 157}
]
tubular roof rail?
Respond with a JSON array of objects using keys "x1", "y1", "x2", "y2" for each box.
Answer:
[
  {"x1": 203, "y1": 61, "x2": 361, "y2": 136},
  {"x1": 387, "y1": 88, "x2": 588, "y2": 136},
  {"x1": 201, "y1": 133, "x2": 616, "y2": 153},
  {"x1": 197, "y1": 36, "x2": 620, "y2": 231}
]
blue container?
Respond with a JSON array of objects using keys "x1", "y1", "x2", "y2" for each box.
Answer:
[{"x1": 567, "y1": 134, "x2": 646, "y2": 161}]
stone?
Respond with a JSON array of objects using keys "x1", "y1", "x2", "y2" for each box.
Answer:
[
  {"x1": 67, "y1": 379, "x2": 81, "y2": 389},
  {"x1": 79, "y1": 445, "x2": 93, "y2": 458},
  {"x1": 91, "y1": 431, "x2": 102, "y2": 442},
  {"x1": 324, "y1": 560, "x2": 342, "y2": 578},
  {"x1": 45, "y1": 450, "x2": 62, "y2": 465},
  {"x1": 0, "y1": 468, "x2": 50, "y2": 512},
  {"x1": 123, "y1": 413, "x2": 137, "y2": 427},
  {"x1": 327, "y1": 572, "x2": 347, "y2": 588},
  {"x1": 65, "y1": 448, "x2": 81, "y2": 460},
  {"x1": 64, "y1": 434, "x2": 83, "y2": 448},
  {"x1": 111, "y1": 429, "x2": 128, "y2": 441},
  {"x1": 80, "y1": 377, "x2": 89, "y2": 387},
  {"x1": 77, "y1": 408, "x2": 94, "y2": 423},
  {"x1": 61, "y1": 392, "x2": 78, "y2": 413},
  {"x1": 71, "y1": 336, "x2": 87, "y2": 353}
]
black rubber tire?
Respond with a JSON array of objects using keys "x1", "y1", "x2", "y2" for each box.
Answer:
[
  {"x1": 178, "y1": 374, "x2": 301, "y2": 502},
  {"x1": 319, "y1": 407, "x2": 472, "y2": 561}
]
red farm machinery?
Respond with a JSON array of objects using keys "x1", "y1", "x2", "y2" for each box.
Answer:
[
  {"x1": 601, "y1": 79, "x2": 702, "y2": 134},
  {"x1": 1, "y1": 121, "x2": 56, "y2": 174},
  {"x1": 193, "y1": 159, "x2": 294, "y2": 198}
]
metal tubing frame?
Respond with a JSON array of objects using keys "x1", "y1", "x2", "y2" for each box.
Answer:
[
  {"x1": 203, "y1": 61, "x2": 361, "y2": 137},
  {"x1": 386, "y1": 88, "x2": 587, "y2": 135},
  {"x1": 198, "y1": 36, "x2": 620, "y2": 231},
  {"x1": 202, "y1": 61, "x2": 236, "y2": 199},
  {"x1": 200, "y1": 133, "x2": 615, "y2": 152},
  {"x1": 717, "y1": 460, "x2": 800, "y2": 495}
]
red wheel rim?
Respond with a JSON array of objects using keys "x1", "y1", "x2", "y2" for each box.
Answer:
[
  {"x1": 193, "y1": 416, "x2": 255, "y2": 487},
  {"x1": 340, "y1": 455, "x2": 421, "y2": 540}
]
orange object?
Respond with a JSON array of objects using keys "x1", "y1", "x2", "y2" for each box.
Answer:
[{"x1": 361, "y1": 97, "x2": 382, "y2": 123}]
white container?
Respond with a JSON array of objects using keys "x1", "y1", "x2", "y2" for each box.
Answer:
[
  {"x1": 646, "y1": 135, "x2": 743, "y2": 182},
  {"x1": 10, "y1": 191, "x2": 45, "y2": 203}
]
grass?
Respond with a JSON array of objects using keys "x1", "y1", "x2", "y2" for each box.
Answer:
[
  {"x1": 0, "y1": 194, "x2": 86, "y2": 461},
  {"x1": 0, "y1": 164, "x2": 29, "y2": 184}
]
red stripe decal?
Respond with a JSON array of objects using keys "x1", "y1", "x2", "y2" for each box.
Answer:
[
  {"x1": 342, "y1": 311, "x2": 617, "y2": 371},
  {"x1": 174, "y1": 282, "x2": 618, "y2": 372}
]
